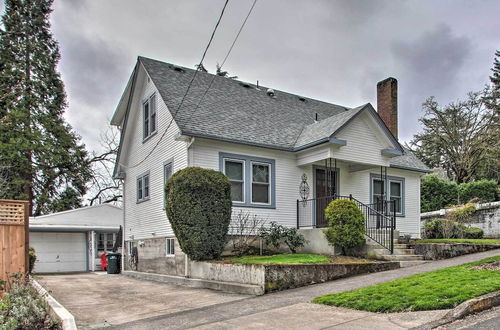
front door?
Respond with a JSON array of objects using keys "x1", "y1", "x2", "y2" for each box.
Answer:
[{"x1": 315, "y1": 168, "x2": 337, "y2": 228}]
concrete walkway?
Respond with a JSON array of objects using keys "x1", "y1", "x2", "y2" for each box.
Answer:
[{"x1": 114, "y1": 249, "x2": 499, "y2": 330}]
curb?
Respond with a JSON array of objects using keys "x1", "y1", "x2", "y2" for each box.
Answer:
[
  {"x1": 30, "y1": 278, "x2": 77, "y2": 330},
  {"x1": 411, "y1": 290, "x2": 500, "y2": 330}
]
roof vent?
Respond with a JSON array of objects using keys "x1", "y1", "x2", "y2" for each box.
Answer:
[
  {"x1": 240, "y1": 83, "x2": 251, "y2": 88},
  {"x1": 266, "y1": 88, "x2": 275, "y2": 97},
  {"x1": 173, "y1": 66, "x2": 185, "y2": 73},
  {"x1": 298, "y1": 97, "x2": 307, "y2": 102}
]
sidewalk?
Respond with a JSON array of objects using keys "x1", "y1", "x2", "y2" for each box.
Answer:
[{"x1": 115, "y1": 249, "x2": 500, "y2": 330}]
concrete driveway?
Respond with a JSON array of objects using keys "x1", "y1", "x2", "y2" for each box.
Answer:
[{"x1": 34, "y1": 272, "x2": 250, "y2": 329}]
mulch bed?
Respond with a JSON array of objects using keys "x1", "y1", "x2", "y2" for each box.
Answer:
[{"x1": 472, "y1": 260, "x2": 500, "y2": 271}]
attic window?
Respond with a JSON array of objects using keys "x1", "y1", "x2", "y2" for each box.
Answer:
[{"x1": 173, "y1": 67, "x2": 185, "y2": 73}]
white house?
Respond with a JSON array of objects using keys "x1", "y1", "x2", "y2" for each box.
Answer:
[
  {"x1": 29, "y1": 204, "x2": 122, "y2": 273},
  {"x1": 111, "y1": 56, "x2": 429, "y2": 275}
]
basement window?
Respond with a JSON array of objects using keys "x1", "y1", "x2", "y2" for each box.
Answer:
[{"x1": 165, "y1": 238, "x2": 175, "y2": 257}]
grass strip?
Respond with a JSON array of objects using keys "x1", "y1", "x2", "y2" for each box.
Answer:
[{"x1": 313, "y1": 256, "x2": 500, "y2": 312}]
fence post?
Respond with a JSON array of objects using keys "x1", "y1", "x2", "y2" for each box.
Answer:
[
  {"x1": 349, "y1": 194, "x2": 352, "y2": 200},
  {"x1": 296, "y1": 199, "x2": 299, "y2": 229}
]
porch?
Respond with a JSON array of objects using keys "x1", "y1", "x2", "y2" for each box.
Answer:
[{"x1": 295, "y1": 155, "x2": 400, "y2": 253}]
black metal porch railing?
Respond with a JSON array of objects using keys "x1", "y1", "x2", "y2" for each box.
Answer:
[{"x1": 297, "y1": 195, "x2": 396, "y2": 254}]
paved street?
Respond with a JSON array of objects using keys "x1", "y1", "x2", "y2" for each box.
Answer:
[
  {"x1": 439, "y1": 305, "x2": 500, "y2": 330},
  {"x1": 36, "y1": 249, "x2": 500, "y2": 329}
]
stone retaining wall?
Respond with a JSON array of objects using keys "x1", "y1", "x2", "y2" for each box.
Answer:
[
  {"x1": 421, "y1": 201, "x2": 500, "y2": 238},
  {"x1": 411, "y1": 243, "x2": 500, "y2": 260}
]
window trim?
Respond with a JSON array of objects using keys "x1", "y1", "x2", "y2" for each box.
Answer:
[
  {"x1": 136, "y1": 171, "x2": 151, "y2": 203},
  {"x1": 223, "y1": 158, "x2": 246, "y2": 203},
  {"x1": 250, "y1": 161, "x2": 271, "y2": 205},
  {"x1": 219, "y1": 152, "x2": 276, "y2": 209},
  {"x1": 142, "y1": 93, "x2": 157, "y2": 142},
  {"x1": 163, "y1": 158, "x2": 174, "y2": 209},
  {"x1": 369, "y1": 174, "x2": 405, "y2": 217},
  {"x1": 165, "y1": 237, "x2": 175, "y2": 257}
]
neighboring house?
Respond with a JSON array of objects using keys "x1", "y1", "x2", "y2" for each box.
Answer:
[
  {"x1": 111, "y1": 56, "x2": 429, "y2": 275},
  {"x1": 29, "y1": 204, "x2": 122, "y2": 273}
]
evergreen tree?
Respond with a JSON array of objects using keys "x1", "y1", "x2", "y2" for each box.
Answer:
[{"x1": 0, "y1": 0, "x2": 91, "y2": 215}]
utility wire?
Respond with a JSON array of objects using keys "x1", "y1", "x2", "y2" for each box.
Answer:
[
  {"x1": 186, "y1": 0, "x2": 258, "y2": 124},
  {"x1": 124, "y1": 0, "x2": 230, "y2": 169}
]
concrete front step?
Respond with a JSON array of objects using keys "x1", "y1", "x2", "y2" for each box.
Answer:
[
  {"x1": 379, "y1": 254, "x2": 425, "y2": 261},
  {"x1": 399, "y1": 260, "x2": 429, "y2": 268},
  {"x1": 367, "y1": 243, "x2": 409, "y2": 249},
  {"x1": 374, "y1": 248, "x2": 416, "y2": 256}
]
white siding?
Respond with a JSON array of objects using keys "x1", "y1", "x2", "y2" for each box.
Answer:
[
  {"x1": 191, "y1": 138, "x2": 302, "y2": 228},
  {"x1": 121, "y1": 65, "x2": 188, "y2": 240},
  {"x1": 334, "y1": 111, "x2": 394, "y2": 167}
]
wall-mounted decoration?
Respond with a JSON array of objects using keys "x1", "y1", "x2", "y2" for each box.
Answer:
[{"x1": 299, "y1": 173, "x2": 310, "y2": 206}]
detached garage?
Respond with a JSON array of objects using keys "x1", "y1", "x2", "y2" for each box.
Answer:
[{"x1": 29, "y1": 204, "x2": 123, "y2": 273}]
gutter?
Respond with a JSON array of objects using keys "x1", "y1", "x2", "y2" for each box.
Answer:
[{"x1": 29, "y1": 225, "x2": 121, "y2": 232}]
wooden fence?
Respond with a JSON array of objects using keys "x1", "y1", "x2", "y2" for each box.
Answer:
[{"x1": 0, "y1": 199, "x2": 29, "y2": 292}]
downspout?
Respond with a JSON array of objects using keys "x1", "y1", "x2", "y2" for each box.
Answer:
[{"x1": 121, "y1": 178, "x2": 125, "y2": 273}]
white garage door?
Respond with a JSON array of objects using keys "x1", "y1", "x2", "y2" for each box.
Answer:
[{"x1": 30, "y1": 232, "x2": 88, "y2": 273}]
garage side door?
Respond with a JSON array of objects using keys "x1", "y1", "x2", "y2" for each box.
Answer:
[{"x1": 30, "y1": 232, "x2": 87, "y2": 273}]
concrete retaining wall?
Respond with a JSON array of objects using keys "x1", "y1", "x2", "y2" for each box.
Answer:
[
  {"x1": 421, "y1": 201, "x2": 500, "y2": 238},
  {"x1": 412, "y1": 243, "x2": 500, "y2": 260},
  {"x1": 189, "y1": 261, "x2": 265, "y2": 286},
  {"x1": 188, "y1": 260, "x2": 399, "y2": 293}
]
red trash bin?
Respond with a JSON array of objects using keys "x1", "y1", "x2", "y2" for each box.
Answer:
[{"x1": 100, "y1": 252, "x2": 108, "y2": 271}]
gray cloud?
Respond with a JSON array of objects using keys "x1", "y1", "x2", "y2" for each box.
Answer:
[{"x1": 1, "y1": 0, "x2": 498, "y2": 150}]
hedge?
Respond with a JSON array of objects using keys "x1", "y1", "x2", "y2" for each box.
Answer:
[
  {"x1": 421, "y1": 175, "x2": 499, "y2": 212},
  {"x1": 458, "y1": 180, "x2": 498, "y2": 204},
  {"x1": 421, "y1": 174, "x2": 458, "y2": 212},
  {"x1": 165, "y1": 167, "x2": 232, "y2": 261}
]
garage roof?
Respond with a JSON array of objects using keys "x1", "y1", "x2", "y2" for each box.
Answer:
[{"x1": 29, "y1": 204, "x2": 122, "y2": 232}]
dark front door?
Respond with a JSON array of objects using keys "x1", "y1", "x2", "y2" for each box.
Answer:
[{"x1": 315, "y1": 168, "x2": 337, "y2": 228}]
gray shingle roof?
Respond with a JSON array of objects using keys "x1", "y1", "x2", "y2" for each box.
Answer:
[{"x1": 138, "y1": 56, "x2": 429, "y2": 173}]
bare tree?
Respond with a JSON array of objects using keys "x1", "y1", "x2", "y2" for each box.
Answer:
[
  {"x1": 86, "y1": 126, "x2": 122, "y2": 206},
  {"x1": 409, "y1": 90, "x2": 498, "y2": 183}
]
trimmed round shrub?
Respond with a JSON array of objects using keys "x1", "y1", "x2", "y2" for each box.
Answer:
[
  {"x1": 464, "y1": 227, "x2": 484, "y2": 239},
  {"x1": 165, "y1": 167, "x2": 232, "y2": 261},
  {"x1": 323, "y1": 199, "x2": 365, "y2": 255}
]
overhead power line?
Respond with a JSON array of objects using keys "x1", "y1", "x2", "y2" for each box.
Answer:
[
  {"x1": 124, "y1": 0, "x2": 230, "y2": 169},
  {"x1": 186, "y1": 0, "x2": 258, "y2": 124}
]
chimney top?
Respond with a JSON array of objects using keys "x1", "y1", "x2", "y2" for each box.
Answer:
[{"x1": 377, "y1": 77, "x2": 398, "y2": 139}]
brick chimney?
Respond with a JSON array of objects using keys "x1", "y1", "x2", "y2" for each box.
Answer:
[{"x1": 377, "y1": 77, "x2": 398, "y2": 138}]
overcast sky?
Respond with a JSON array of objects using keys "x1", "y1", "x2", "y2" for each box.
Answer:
[{"x1": 1, "y1": 0, "x2": 499, "y2": 152}]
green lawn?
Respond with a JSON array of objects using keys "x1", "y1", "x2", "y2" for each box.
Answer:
[
  {"x1": 418, "y1": 239, "x2": 500, "y2": 245},
  {"x1": 226, "y1": 254, "x2": 331, "y2": 264},
  {"x1": 313, "y1": 256, "x2": 500, "y2": 312}
]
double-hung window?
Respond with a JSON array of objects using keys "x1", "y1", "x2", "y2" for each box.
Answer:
[
  {"x1": 143, "y1": 94, "x2": 156, "y2": 140},
  {"x1": 251, "y1": 162, "x2": 270, "y2": 204},
  {"x1": 370, "y1": 175, "x2": 404, "y2": 216},
  {"x1": 224, "y1": 159, "x2": 245, "y2": 202},
  {"x1": 220, "y1": 153, "x2": 275, "y2": 208},
  {"x1": 389, "y1": 180, "x2": 402, "y2": 214},
  {"x1": 137, "y1": 172, "x2": 150, "y2": 202}
]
